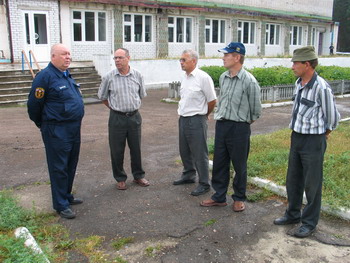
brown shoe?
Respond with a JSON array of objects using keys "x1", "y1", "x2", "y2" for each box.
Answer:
[
  {"x1": 117, "y1": 181, "x2": 127, "y2": 190},
  {"x1": 200, "y1": 199, "x2": 227, "y2": 207},
  {"x1": 233, "y1": 201, "x2": 245, "y2": 212},
  {"x1": 133, "y1": 178, "x2": 150, "y2": 187}
]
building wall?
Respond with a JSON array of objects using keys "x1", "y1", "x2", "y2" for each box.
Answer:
[
  {"x1": 8, "y1": 0, "x2": 60, "y2": 62},
  {"x1": 200, "y1": 0, "x2": 334, "y2": 17},
  {"x1": 0, "y1": 2, "x2": 10, "y2": 60},
  {"x1": 60, "y1": 1, "x2": 114, "y2": 62}
]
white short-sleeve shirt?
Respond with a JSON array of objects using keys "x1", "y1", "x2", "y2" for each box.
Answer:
[{"x1": 178, "y1": 68, "x2": 216, "y2": 117}]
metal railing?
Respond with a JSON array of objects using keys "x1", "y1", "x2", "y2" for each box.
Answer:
[
  {"x1": 21, "y1": 50, "x2": 41, "y2": 78},
  {"x1": 169, "y1": 80, "x2": 350, "y2": 102}
]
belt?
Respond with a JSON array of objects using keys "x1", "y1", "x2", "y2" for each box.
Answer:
[{"x1": 114, "y1": 110, "x2": 138, "y2": 117}]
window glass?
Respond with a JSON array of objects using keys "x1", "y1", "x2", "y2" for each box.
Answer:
[
  {"x1": 212, "y1": 20, "x2": 218, "y2": 43},
  {"x1": 73, "y1": 11, "x2": 81, "y2": 20},
  {"x1": 98, "y1": 12, "x2": 106, "y2": 41},
  {"x1": 85, "y1": 12, "x2": 95, "y2": 41},
  {"x1": 74, "y1": 23, "x2": 82, "y2": 41},
  {"x1": 124, "y1": 25, "x2": 131, "y2": 42},
  {"x1": 186, "y1": 18, "x2": 192, "y2": 42},
  {"x1": 220, "y1": 20, "x2": 225, "y2": 43},
  {"x1": 134, "y1": 15, "x2": 142, "y2": 42},
  {"x1": 145, "y1": 15, "x2": 152, "y2": 42},
  {"x1": 176, "y1": 17, "x2": 184, "y2": 42}
]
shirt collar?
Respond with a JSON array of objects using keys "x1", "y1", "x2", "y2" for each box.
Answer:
[
  {"x1": 224, "y1": 67, "x2": 244, "y2": 79},
  {"x1": 186, "y1": 67, "x2": 199, "y2": 77},
  {"x1": 49, "y1": 62, "x2": 70, "y2": 78},
  {"x1": 297, "y1": 72, "x2": 317, "y2": 89},
  {"x1": 115, "y1": 66, "x2": 133, "y2": 76}
]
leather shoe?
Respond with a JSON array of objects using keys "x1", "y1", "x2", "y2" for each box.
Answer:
[
  {"x1": 173, "y1": 178, "x2": 195, "y2": 185},
  {"x1": 117, "y1": 181, "x2": 127, "y2": 190},
  {"x1": 200, "y1": 199, "x2": 227, "y2": 207},
  {"x1": 190, "y1": 185, "x2": 210, "y2": 196},
  {"x1": 59, "y1": 208, "x2": 76, "y2": 219},
  {"x1": 69, "y1": 198, "x2": 83, "y2": 205},
  {"x1": 294, "y1": 225, "x2": 315, "y2": 238},
  {"x1": 232, "y1": 201, "x2": 245, "y2": 212},
  {"x1": 274, "y1": 216, "x2": 300, "y2": 225},
  {"x1": 133, "y1": 178, "x2": 150, "y2": 187}
]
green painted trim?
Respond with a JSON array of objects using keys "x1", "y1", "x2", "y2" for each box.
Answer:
[{"x1": 149, "y1": 0, "x2": 332, "y2": 22}]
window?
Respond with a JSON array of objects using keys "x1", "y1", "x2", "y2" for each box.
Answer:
[
  {"x1": 237, "y1": 21, "x2": 255, "y2": 44},
  {"x1": 311, "y1": 27, "x2": 316, "y2": 46},
  {"x1": 205, "y1": 19, "x2": 226, "y2": 43},
  {"x1": 168, "y1": 16, "x2": 192, "y2": 43},
  {"x1": 124, "y1": 14, "x2": 152, "y2": 43},
  {"x1": 73, "y1": 10, "x2": 106, "y2": 42},
  {"x1": 266, "y1": 23, "x2": 280, "y2": 45},
  {"x1": 290, "y1": 26, "x2": 303, "y2": 45}
]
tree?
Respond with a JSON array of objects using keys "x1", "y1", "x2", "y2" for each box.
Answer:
[{"x1": 333, "y1": 0, "x2": 350, "y2": 52}]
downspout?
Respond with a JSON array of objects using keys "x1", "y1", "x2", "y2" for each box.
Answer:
[
  {"x1": 5, "y1": 0, "x2": 14, "y2": 63},
  {"x1": 58, "y1": 0, "x2": 62, "y2": 43}
]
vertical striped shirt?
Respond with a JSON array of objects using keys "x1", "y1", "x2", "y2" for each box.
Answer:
[
  {"x1": 214, "y1": 68, "x2": 262, "y2": 123},
  {"x1": 290, "y1": 72, "x2": 340, "y2": 134},
  {"x1": 98, "y1": 67, "x2": 147, "y2": 112}
]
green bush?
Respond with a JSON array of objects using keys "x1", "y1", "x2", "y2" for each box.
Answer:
[{"x1": 200, "y1": 65, "x2": 350, "y2": 87}]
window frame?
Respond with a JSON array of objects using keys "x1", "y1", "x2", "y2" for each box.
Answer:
[
  {"x1": 168, "y1": 16, "x2": 193, "y2": 43},
  {"x1": 265, "y1": 23, "x2": 281, "y2": 46},
  {"x1": 290, "y1": 25, "x2": 303, "y2": 46},
  {"x1": 205, "y1": 18, "x2": 226, "y2": 44},
  {"x1": 123, "y1": 13, "x2": 153, "y2": 43},
  {"x1": 72, "y1": 10, "x2": 107, "y2": 43},
  {"x1": 237, "y1": 20, "x2": 255, "y2": 44}
]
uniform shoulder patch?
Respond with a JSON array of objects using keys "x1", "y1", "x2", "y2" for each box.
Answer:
[{"x1": 35, "y1": 87, "x2": 45, "y2": 99}]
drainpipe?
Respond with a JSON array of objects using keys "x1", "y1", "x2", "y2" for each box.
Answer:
[{"x1": 5, "y1": 0, "x2": 14, "y2": 63}]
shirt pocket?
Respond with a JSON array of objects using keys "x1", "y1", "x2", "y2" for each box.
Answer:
[{"x1": 298, "y1": 98, "x2": 316, "y2": 119}]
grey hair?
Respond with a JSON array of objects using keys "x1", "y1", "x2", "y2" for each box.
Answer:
[
  {"x1": 116, "y1": 48, "x2": 130, "y2": 57},
  {"x1": 182, "y1": 49, "x2": 198, "y2": 63}
]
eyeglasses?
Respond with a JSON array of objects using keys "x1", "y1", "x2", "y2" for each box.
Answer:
[
  {"x1": 179, "y1": 58, "x2": 186, "y2": 62},
  {"x1": 113, "y1": 56, "x2": 126, "y2": 60}
]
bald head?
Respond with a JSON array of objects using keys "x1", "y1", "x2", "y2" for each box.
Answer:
[{"x1": 51, "y1": 44, "x2": 71, "y2": 71}]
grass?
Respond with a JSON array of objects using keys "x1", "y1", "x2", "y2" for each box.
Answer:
[
  {"x1": 207, "y1": 122, "x2": 350, "y2": 210},
  {"x1": 111, "y1": 237, "x2": 134, "y2": 250},
  {"x1": 0, "y1": 190, "x2": 131, "y2": 262},
  {"x1": 204, "y1": 219, "x2": 217, "y2": 226},
  {"x1": 145, "y1": 244, "x2": 163, "y2": 257}
]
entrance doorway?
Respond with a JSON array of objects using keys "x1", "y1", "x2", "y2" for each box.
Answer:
[{"x1": 23, "y1": 11, "x2": 50, "y2": 62}]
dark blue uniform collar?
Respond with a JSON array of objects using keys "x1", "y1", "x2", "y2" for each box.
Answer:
[{"x1": 48, "y1": 62, "x2": 70, "y2": 78}]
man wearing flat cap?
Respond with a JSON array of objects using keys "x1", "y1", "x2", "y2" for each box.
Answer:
[
  {"x1": 274, "y1": 46, "x2": 340, "y2": 238},
  {"x1": 201, "y1": 42, "x2": 262, "y2": 212}
]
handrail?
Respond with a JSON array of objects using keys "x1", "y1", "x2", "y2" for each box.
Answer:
[
  {"x1": 29, "y1": 50, "x2": 41, "y2": 72},
  {"x1": 21, "y1": 50, "x2": 35, "y2": 78}
]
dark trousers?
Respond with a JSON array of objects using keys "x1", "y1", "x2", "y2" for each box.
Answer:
[
  {"x1": 108, "y1": 110, "x2": 145, "y2": 182},
  {"x1": 41, "y1": 121, "x2": 81, "y2": 212},
  {"x1": 211, "y1": 120, "x2": 251, "y2": 202},
  {"x1": 285, "y1": 131, "x2": 327, "y2": 229},
  {"x1": 179, "y1": 115, "x2": 209, "y2": 187}
]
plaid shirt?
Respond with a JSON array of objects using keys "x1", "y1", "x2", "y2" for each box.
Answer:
[
  {"x1": 290, "y1": 72, "x2": 340, "y2": 134},
  {"x1": 98, "y1": 67, "x2": 147, "y2": 112}
]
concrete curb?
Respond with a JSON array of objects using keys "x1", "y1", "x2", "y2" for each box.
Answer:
[{"x1": 14, "y1": 227, "x2": 50, "y2": 262}]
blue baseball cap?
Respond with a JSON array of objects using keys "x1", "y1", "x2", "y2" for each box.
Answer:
[{"x1": 218, "y1": 42, "x2": 246, "y2": 55}]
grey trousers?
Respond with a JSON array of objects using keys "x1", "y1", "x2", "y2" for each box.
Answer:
[
  {"x1": 179, "y1": 115, "x2": 210, "y2": 187},
  {"x1": 108, "y1": 110, "x2": 145, "y2": 182},
  {"x1": 285, "y1": 131, "x2": 327, "y2": 229}
]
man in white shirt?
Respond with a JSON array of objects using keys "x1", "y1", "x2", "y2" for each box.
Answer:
[{"x1": 173, "y1": 49, "x2": 217, "y2": 196}]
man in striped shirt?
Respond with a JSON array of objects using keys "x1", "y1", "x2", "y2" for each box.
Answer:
[
  {"x1": 98, "y1": 48, "x2": 149, "y2": 190},
  {"x1": 201, "y1": 42, "x2": 262, "y2": 212},
  {"x1": 274, "y1": 46, "x2": 340, "y2": 238}
]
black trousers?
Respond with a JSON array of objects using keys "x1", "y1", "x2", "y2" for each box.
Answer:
[
  {"x1": 211, "y1": 120, "x2": 251, "y2": 202},
  {"x1": 108, "y1": 110, "x2": 145, "y2": 182},
  {"x1": 285, "y1": 131, "x2": 327, "y2": 229}
]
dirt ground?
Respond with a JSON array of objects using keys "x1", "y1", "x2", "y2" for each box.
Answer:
[{"x1": 1, "y1": 88, "x2": 350, "y2": 263}]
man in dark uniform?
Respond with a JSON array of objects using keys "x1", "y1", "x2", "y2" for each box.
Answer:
[{"x1": 27, "y1": 43, "x2": 84, "y2": 219}]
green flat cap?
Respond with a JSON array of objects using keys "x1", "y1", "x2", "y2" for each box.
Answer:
[{"x1": 291, "y1": 46, "x2": 318, "y2": 62}]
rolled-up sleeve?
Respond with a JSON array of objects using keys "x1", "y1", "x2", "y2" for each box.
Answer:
[{"x1": 320, "y1": 87, "x2": 340, "y2": 131}]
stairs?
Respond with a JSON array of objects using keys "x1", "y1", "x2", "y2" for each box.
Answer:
[{"x1": 0, "y1": 62, "x2": 101, "y2": 106}]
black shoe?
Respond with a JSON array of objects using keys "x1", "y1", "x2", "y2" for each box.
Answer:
[
  {"x1": 273, "y1": 216, "x2": 300, "y2": 225},
  {"x1": 294, "y1": 225, "x2": 315, "y2": 238},
  {"x1": 173, "y1": 178, "x2": 195, "y2": 185},
  {"x1": 59, "y1": 208, "x2": 76, "y2": 219},
  {"x1": 191, "y1": 185, "x2": 210, "y2": 196},
  {"x1": 69, "y1": 198, "x2": 83, "y2": 205}
]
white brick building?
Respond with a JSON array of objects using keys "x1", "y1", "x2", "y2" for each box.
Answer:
[{"x1": 1, "y1": 0, "x2": 337, "y2": 62}]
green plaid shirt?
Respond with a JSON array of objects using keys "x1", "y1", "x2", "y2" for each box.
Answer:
[{"x1": 214, "y1": 68, "x2": 262, "y2": 123}]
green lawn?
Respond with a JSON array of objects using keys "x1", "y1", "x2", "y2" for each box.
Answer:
[{"x1": 209, "y1": 122, "x2": 350, "y2": 209}]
